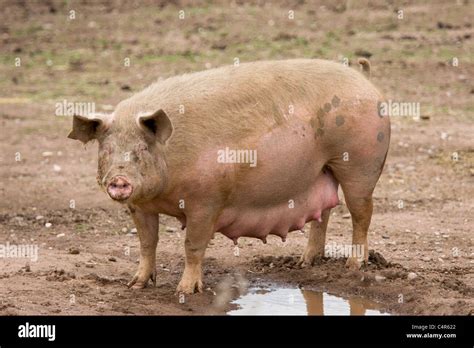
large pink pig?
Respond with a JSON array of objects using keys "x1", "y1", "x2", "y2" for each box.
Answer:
[{"x1": 68, "y1": 59, "x2": 390, "y2": 294}]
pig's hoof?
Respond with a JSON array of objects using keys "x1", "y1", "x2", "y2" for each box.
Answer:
[
  {"x1": 297, "y1": 257, "x2": 314, "y2": 268},
  {"x1": 345, "y1": 257, "x2": 362, "y2": 270},
  {"x1": 176, "y1": 278, "x2": 203, "y2": 294},
  {"x1": 298, "y1": 250, "x2": 322, "y2": 268},
  {"x1": 127, "y1": 270, "x2": 156, "y2": 289}
]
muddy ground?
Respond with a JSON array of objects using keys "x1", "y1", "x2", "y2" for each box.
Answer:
[{"x1": 0, "y1": 0, "x2": 473, "y2": 315}]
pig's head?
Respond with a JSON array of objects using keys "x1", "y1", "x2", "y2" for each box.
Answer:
[{"x1": 68, "y1": 109, "x2": 173, "y2": 203}]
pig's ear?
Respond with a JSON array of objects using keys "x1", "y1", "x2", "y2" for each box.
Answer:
[
  {"x1": 68, "y1": 114, "x2": 107, "y2": 144},
  {"x1": 138, "y1": 109, "x2": 173, "y2": 144}
]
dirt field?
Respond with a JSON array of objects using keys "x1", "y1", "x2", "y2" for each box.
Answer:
[{"x1": 0, "y1": 0, "x2": 472, "y2": 315}]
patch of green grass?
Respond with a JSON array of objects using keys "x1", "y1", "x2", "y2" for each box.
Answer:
[
  {"x1": 138, "y1": 51, "x2": 200, "y2": 64},
  {"x1": 0, "y1": 49, "x2": 95, "y2": 70},
  {"x1": 74, "y1": 223, "x2": 87, "y2": 233},
  {"x1": 0, "y1": 54, "x2": 19, "y2": 65},
  {"x1": 325, "y1": 31, "x2": 340, "y2": 42},
  {"x1": 295, "y1": 36, "x2": 309, "y2": 47},
  {"x1": 393, "y1": 45, "x2": 471, "y2": 64},
  {"x1": 363, "y1": 20, "x2": 399, "y2": 33},
  {"x1": 13, "y1": 24, "x2": 43, "y2": 38},
  {"x1": 187, "y1": 6, "x2": 212, "y2": 15}
]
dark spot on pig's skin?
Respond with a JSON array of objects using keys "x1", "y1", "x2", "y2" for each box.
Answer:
[
  {"x1": 324, "y1": 103, "x2": 332, "y2": 113},
  {"x1": 317, "y1": 128, "x2": 324, "y2": 136},
  {"x1": 332, "y1": 95, "x2": 341, "y2": 107},
  {"x1": 318, "y1": 115, "x2": 324, "y2": 127},
  {"x1": 310, "y1": 117, "x2": 316, "y2": 129},
  {"x1": 335, "y1": 115, "x2": 345, "y2": 127},
  {"x1": 317, "y1": 108, "x2": 325, "y2": 118},
  {"x1": 377, "y1": 132, "x2": 385, "y2": 142},
  {"x1": 316, "y1": 110, "x2": 325, "y2": 126}
]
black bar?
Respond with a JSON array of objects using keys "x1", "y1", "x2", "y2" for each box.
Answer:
[{"x1": 0, "y1": 316, "x2": 471, "y2": 346}]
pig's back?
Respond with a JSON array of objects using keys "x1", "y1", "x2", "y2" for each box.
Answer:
[
  {"x1": 134, "y1": 59, "x2": 378, "y2": 113},
  {"x1": 125, "y1": 59, "x2": 382, "y2": 161}
]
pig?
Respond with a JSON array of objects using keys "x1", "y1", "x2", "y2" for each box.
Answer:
[{"x1": 68, "y1": 58, "x2": 390, "y2": 294}]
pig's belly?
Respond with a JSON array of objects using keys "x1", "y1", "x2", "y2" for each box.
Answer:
[{"x1": 214, "y1": 169, "x2": 339, "y2": 243}]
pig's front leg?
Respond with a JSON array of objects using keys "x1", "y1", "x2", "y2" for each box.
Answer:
[
  {"x1": 127, "y1": 206, "x2": 159, "y2": 289},
  {"x1": 176, "y1": 214, "x2": 215, "y2": 294}
]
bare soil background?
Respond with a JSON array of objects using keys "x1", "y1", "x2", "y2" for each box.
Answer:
[{"x1": 0, "y1": 0, "x2": 473, "y2": 315}]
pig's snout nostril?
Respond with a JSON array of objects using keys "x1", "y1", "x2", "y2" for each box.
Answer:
[
  {"x1": 115, "y1": 181, "x2": 129, "y2": 189},
  {"x1": 107, "y1": 176, "x2": 133, "y2": 201}
]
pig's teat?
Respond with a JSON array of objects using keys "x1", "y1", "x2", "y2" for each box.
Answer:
[{"x1": 107, "y1": 176, "x2": 133, "y2": 201}]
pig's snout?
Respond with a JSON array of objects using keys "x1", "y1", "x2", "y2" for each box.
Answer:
[{"x1": 107, "y1": 176, "x2": 133, "y2": 201}]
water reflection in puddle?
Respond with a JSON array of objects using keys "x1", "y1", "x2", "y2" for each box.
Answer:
[{"x1": 228, "y1": 287, "x2": 389, "y2": 315}]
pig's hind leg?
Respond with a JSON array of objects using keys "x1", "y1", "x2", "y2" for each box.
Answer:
[
  {"x1": 328, "y1": 150, "x2": 387, "y2": 270},
  {"x1": 326, "y1": 107, "x2": 390, "y2": 270},
  {"x1": 298, "y1": 209, "x2": 331, "y2": 267}
]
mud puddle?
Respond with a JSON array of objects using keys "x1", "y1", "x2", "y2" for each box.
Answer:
[{"x1": 228, "y1": 287, "x2": 390, "y2": 315}]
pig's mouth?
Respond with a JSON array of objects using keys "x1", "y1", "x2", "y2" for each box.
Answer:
[{"x1": 106, "y1": 175, "x2": 133, "y2": 201}]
